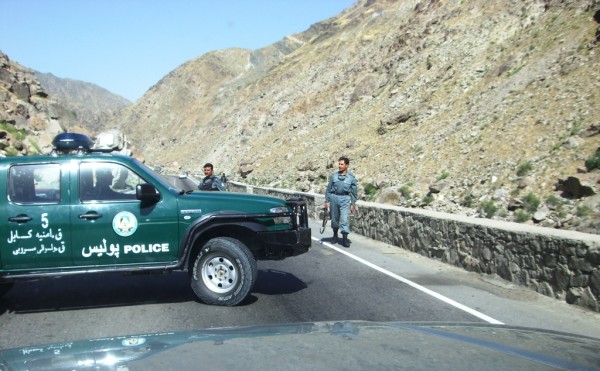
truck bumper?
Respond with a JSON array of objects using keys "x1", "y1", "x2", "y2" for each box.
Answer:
[{"x1": 256, "y1": 227, "x2": 312, "y2": 260}]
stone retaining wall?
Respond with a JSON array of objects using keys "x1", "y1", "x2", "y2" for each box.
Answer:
[{"x1": 229, "y1": 182, "x2": 600, "y2": 312}]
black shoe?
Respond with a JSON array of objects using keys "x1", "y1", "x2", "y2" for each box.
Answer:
[
  {"x1": 341, "y1": 233, "x2": 350, "y2": 247},
  {"x1": 332, "y1": 229, "x2": 338, "y2": 244}
]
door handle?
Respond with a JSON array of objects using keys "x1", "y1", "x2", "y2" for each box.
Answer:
[
  {"x1": 78, "y1": 212, "x2": 103, "y2": 220},
  {"x1": 8, "y1": 215, "x2": 33, "y2": 223}
]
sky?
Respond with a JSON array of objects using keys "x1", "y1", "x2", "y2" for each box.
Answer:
[{"x1": 1, "y1": 0, "x2": 356, "y2": 102}]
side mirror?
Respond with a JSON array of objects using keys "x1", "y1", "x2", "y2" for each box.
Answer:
[{"x1": 136, "y1": 183, "x2": 160, "y2": 203}]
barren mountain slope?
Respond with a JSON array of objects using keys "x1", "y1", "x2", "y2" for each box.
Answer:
[
  {"x1": 107, "y1": 0, "x2": 600, "y2": 232},
  {"x1": 36, "y1": 72, "x2": 131, "y2": 132}
]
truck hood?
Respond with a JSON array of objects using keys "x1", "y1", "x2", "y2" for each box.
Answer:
[
  {"x1": 178, "y1": 191, "x2": 289, "y2": 214},
  {"x1": 1, "y1": 321, "x2": 598, "y2": 370}
]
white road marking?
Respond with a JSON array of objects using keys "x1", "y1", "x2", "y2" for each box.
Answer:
[{"x1": 313, "y1": 236, "x2": 504, "y2": 325}]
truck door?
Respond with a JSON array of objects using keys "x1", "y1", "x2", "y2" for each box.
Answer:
[
  {"x1": 1, "y1": 163, "x2": 72, "y2": 270},
  {"x1": 70, "y1": 161, "x2": 180, "y2": 266}
]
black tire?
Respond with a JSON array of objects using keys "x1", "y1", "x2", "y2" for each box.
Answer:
[
  {"x1": 0, "y1": 282, "x2": 14, "y2": 298},
  {"x1": 191, "y1": 237, "x2": 257, "y2": 306}
]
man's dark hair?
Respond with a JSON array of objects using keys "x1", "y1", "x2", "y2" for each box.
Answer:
[
  {"x1": 338, "y1": 157, "x2": 350, "y2": 165},
  {"x1": 203, "y1": 163, "x2": 214, "y2": 170}
]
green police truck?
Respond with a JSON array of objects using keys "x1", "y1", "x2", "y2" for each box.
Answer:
[{"x1": 0, "y1": 133, "x2": 311, "y2": 306}]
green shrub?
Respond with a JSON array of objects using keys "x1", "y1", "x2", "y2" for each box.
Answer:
[
  {"x1": 398, "y1": 185, "x2": 412, "y2": 199},
  {"x1": 480, "y1": 200, "x2": 498, "y2": 218},
  {"x1": 0, "y1": 121, "x2": 28, "y2": 142},
  {"x1": 422, "y1": 194, "x2": 434, "y2": 205},
  {"x1": 585, "y1": 149, "x2": 600, "y2": 171},
  {"x1": 545, "y1": 194, "x2": 561, "y2": 207},
  {"x1": 30, "y1": 140, "x2": 41, "y2": 154},
  {"x1": 516, "y1": 161, "x2": 532, "y2": 176},
  {"x1": 461, "y1": 194, "x2": 474, "y2": 208},
  {"x1": 522, "y1": 192, "x2": 540, "y2": 213},
  {"x1": 569, "y1": 123, "x2": 582, "y2": 136},
  {"x1": 514, "y1": 210, "x2": 531, "y2": 223},
  {"x1": 364, "y1": 183, "x2": 377, "y2": 196},
  {"x1": 576, "y1": 204, "x2": 591, "y2": 217},
  {"x1": 437, "y1": 170, "x2": 450, "y2": 180},
  {"x1": 4, "y1": 147, "x2": 19, "y2": 157},
  {"x1": 507, "y1": 65, "x2": 524, "y2": 77}
]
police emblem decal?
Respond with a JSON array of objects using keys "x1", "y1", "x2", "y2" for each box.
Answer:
[{"x1": 113, "y1": 211, "x2": 138, "y2": 237}]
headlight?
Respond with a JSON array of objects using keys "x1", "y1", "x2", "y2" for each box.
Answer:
[{"x1": 270, "y1": 206, "x2": 291, "y2": 224}]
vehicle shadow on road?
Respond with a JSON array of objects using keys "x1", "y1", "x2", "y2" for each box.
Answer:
[
  {"x1": 0, "y1": 272, "x2": 197, "y2": 313},
  {"x1": 252, "y1": 269, "x2": 307, "y2": 295}
]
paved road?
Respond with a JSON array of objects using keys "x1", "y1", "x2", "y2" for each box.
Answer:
[{"x1": 1, "y1": 220, "x2": 599, "y2": 349}]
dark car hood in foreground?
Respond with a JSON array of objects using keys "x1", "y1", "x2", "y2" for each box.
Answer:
[{"x1": 1, "y1": 321, "x2": 599, "y2": 370}]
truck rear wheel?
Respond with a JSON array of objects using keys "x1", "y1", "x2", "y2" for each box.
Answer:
[{"x1": 191, "y1": 237, "x2": 257, "y2": 306}]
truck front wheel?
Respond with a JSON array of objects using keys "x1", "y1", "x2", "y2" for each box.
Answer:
[
  {"x1": 0, "y1": 282, "x2": 14, "y2": 298},
  {"x1": 191, "y1": 237, "x2": 257, "y2": 306}
]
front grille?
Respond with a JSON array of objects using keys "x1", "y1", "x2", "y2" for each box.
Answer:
[{"x1": 286, "y1": 196, "x2": 309, "y2": 229}]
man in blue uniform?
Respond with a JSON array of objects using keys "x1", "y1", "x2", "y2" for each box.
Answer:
[
  {"x1": 325, "y1": 157, "x2": 357, "y2": 247},
  {"x1": 198, "y1": 163, "x2": 226, "y2": 191}
]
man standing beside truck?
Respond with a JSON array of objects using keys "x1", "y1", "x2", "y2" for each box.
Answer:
[
  {"x1": 324, "y1": 157, "x2": 357, "y2": 247},
  {"x1": 198, "y1": 163, "x2": 226, "y2": 191}
]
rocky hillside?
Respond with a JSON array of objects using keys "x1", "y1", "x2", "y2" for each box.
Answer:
[
  {"x1": 106, "y1": 0, "x2": 598, "y2": 234},
  {"x1": 0, "y1": 51, "x2": 79, "y2": 154},
  {"x1": 36, "y1": 72, "x2": 131, "y2": 133}
]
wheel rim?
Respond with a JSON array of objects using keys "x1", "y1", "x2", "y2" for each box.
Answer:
[{"x1": 201, "y1": 254, "x2": 238, "y2": 293}]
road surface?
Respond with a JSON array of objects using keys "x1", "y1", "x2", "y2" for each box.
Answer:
[{"x1": 1, "y1": 220, "x2": 598, "y2": 349}]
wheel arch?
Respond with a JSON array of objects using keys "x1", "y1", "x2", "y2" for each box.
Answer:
[{"x1": 181, "y1": 219, "x2": 264, "y2": 272}]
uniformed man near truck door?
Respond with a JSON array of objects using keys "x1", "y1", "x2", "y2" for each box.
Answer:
[
  {"x1": 198, "y1": 163, "x2": 226, "y2": 191},
  {"x1": 324, "y1": 157, "x2": 357, "y2": 247}
]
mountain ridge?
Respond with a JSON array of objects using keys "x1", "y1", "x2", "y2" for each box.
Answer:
[
  {"x1": 2, "y1": 0, "x2": 599, "y2": 234},
  {"x1": 102, "y1": 0, "x2": 600, "y2": 232},
  {"x1": 35, "y1": 71, "x2": 131, "y2": 133}
]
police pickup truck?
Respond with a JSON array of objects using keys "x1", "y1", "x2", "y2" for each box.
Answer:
[{"x1": 0, "y1": 133, "x2": 311, "y2": 306}]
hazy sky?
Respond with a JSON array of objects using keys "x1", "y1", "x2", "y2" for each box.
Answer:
[{"x1": 1, "y1": 0, "x2": 355, "y2": 102}]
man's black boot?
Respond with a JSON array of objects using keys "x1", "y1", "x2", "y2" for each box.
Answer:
[
  {"x1": 332, "y1": 229, "x2": 339, "y2": 244},
  {"x1": 342, "y1": 233, "x2": 350, "y2": 247}
]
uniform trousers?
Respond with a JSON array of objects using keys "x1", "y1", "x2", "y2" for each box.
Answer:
[{"x1": 330, "y1": 194, "x2": 351, "y2": 234}]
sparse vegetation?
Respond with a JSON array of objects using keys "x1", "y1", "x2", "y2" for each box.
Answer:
[
  {"x1": 516, "y1": 161, "x2": 533, "y2": 177},
  {"x1": 364, "y1": 183, "x2": 378, "y2": 200},
  {"x1": 514, "y1": 209, "x2": 531, "y2": 223},
  {"x1": 30, "y1": 139, "x2": 42, "y2": 154},
  {"x1": 4, "y1": 147, "x2": 19, "y2": 157},
  {"x1": 461, "y1": 194, "x2": 475, "y2": 208},
  {"x1": 412, "y1": 145, "x2": 424, "y2": 155},
  {"x1": 576, "y1": 204, "x2": 591, "y2": 217},
  {"x1": 480, "y1": 200, "x2": 498, "y2": 218},
  {"x1": 398, "y1": 184, "x2": 412, "y2": 199},
  {"x1": 2, "y1": 2, "x2": 599, "y2": 237},
  {"x1": 0, "y1": 121, "x2": 27, "y2": 139},
  {"x1": 585, "y1": 149, "x2": 600, "y2": 171},
  {"x1": 522, "y1": 192, "x2": 540, "y2": 213},
  {"x1": 545, "y1": 194, "x2": 561, "y2": 207},
  {"x1": 507, "y1": 64, "x2": 524, "y2": 77},
  {"x1": 569, "y1": 122, "x2": 582, "y2": 136}
]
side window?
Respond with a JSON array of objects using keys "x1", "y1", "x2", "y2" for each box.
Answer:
[
  {"x1": 8, "y1": 164, "x2": 61, "y2": 204},
  {"x1": 80, "y1": 163, "x2": 144, "y2": 202}
]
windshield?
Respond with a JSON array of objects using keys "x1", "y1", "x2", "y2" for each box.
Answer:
[{"x1": 129, "y1": 158, "x2": 182, "y2": 193}]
